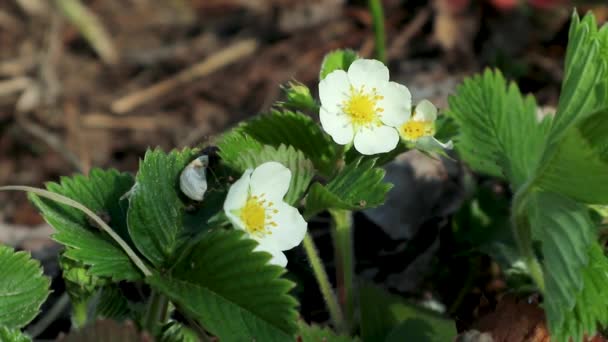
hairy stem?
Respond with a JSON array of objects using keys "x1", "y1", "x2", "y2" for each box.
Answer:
[
  {"x1": 511, "y1": 182, "x2": 545, "y2": 292},
  {"x1": 329, "y1": 209, "x2": 355, "y2": 332},
  {"x1": 368, "y1": 0, "x2": 386, "y2": 63},
  {"x1": 0, "y1": 186, "x2": 152, "y2": 277},
  {"x1": 302, "y1": 233, "x2": 345, "y2": 331}
]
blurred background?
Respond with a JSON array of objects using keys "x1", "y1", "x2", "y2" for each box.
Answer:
[{"x1": 1, "y1": 0, "x2": 607, "y2": 339}]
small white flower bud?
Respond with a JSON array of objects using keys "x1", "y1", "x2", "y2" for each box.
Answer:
[{"x1": 180, "y1": 155, "x2": 209, "y2": 201}]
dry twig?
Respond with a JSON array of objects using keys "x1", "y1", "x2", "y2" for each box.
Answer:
[{"x1": 111, "y1": 39, "x2": 258, "y2": 114}]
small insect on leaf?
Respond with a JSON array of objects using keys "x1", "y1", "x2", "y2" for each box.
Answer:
[{"x1": 180, "y1": 155, "x2": 209, "y2": 201}]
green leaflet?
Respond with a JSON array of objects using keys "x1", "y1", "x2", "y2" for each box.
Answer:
[
  {"x1": 528, "y1": 191, "x2": 595, "y2": 333},
  {"x1": 127, "y1": 148, "x2": 200, "y2": 268},
  {"x1": 304, "y1": 158, "x2": 392, "y2": 218},
  {"x1": 446, "y1": 69, "x2": 551, "y2": 188},
  {"x1": 359, "y1": 284, "x2": 456, "y2": 342},
  {"x1": 148, "y1": 229, "x2": 299, "y2": 342},
  {"x1": 0, "y1": 245, "x2": 50, "y2": 329},
  {"x1": 531, "y1": 13, "x2": 608, "y2": 204},
  {"x1": 95, "y1": 286, "x2": 131, "y2": 320},
  {"x1": 319, "y1": 49, "x2": 359, "y2": 80},
  {"x1": 224, "y1": 144, "x2": 314, "y2": 205},
  {"x1": 219, "y1": 110, "x2": 340, "y2": 177},
  {"x1": 0, "y1": 326, "x2": 31, "y2": 342},
  {"x1": 548, "y1": 13, "x2": 608, "y2": 142},
  {"x1": 29, "y1": 168, "x2": 141, "y2": 281},
  {"x1": 535, "y1": 108, "x2": 608, "y2": 204},
  {"x1": 297, "y1": 321, "x2": 357, "y2": 342},
  {"x1": 549, "y1": 243, "x2": 608, "y2": 342}
]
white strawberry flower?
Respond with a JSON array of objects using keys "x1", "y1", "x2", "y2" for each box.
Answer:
[
  {"x1": 398, "y1": 99, "x2": 453, "y2": 154},
  {"x1": 223, "y1": 161, "x2": 307, "y2": 267},
  {"x1": 319, "y1": 59, "x2": 412, "y2": 155}
]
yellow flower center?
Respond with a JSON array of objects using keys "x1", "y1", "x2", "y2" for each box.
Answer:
[
  {"x1": 399, "y1": 119, "x2": 435, "y2": 141},
  {"x1": 239, "y1": 193, "x2": 278, "y2": 237},
  {"x1": 342, "y1": 85, "x2": 384, "y2": 127}
]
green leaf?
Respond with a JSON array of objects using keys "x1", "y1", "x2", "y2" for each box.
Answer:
[
  {"x1": 217, "y1": 131, "x2": 264, "y2": 170},
  {"x1": 319, "y1": 49, "x2": 359, "y2": 80},
  {"x1": 548, "y1": 243, "x2": 608, "y2": 342},
  {"x1": 304, "y1": 158, "x2": 392, "y2": 218},
  {"x1": 535, "y1": 108, "x2": 608, "y2": 204},
  {"x1": 29, "y1": 169, "x2": 141, "y2": 281},
  {"x1": 0, "y1": 245, "x2": 50, "y2": 328},
  {"x1": 359, "y1": 284, "x2": 456, "y2": 342},
  {"x1": 532, "y1": 13, "x2": 608, "y2": 204},
  {"x1": 528, "y1": 191, "x2": 595, "y2": 334},
  {"x1": 95, "y1": 286, "x2": 131, "y2": 320},
  {"x1": 297, "y1": 321, "x2": 357, "y2": 342},
  {"x1": 446, "y1": 69, "x2": 551, "y2": 188},
  {"x1": 548, "y1": 12, "x2": 608, "y2": 142},
  {"x1": 0, "y1": 326, "x2": 31, "y2": 342},
  {"x1": 226, "y1": 144, "x2": 314, "y2": 205},
  {"x1": 127, "y1": 148, "x2": 200, "y2": 268},
  {"x1": 148, "y1": 229, "x2": 299, "y2": 342},
  {"x1": 220, "y1": 110, "x2": 340, "y2": 177}
]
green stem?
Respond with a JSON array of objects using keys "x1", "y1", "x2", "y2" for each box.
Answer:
[
  {"x1": 368, "y1": 0, "x2": 386, "y2": 63},
  {"x1": 72, "y1": 300, "x2": 88, "y2": 328},
  {"x1": 143, "y1": 291, "x2": 169, "y2": 333},
  {"x1": 511, "y1": 182, "x2": 545, "y2": 292},
  {"x1": 302, "y1": 233, "x2": 346, "y2": 331},
  {"x1": 329, "y1": 209, "x2": 355, "y2": 332},
  {"x1": 0, "y1": 186, "x2": 152, "y2": 277}
]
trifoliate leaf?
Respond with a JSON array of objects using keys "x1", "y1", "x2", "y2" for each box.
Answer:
[
  {"x1": 0, "y1": 245, "x2": 50, "y2": 329},
  {"x1": 58, "y1": 319, "x2": 149, "y2": 342},
  {"x1": 29, "y1": 169, "x2": 142, "y2": 281},
  {"x1": 127, "y1": 148, "x2": 201, "y2": 268},
  {"x1": 359, "y1": 284, "x2": 456, "y2": 342},
  {"x1": 547, "y1": 243, "x2": 608, "y2": 342},
  {"x1": 0, "y1": 326, "x2": 31, "y2": 342},
  {"x1": 220, "y1": 110, "x2": 340, "y2": 177},
  {"x1": 227, "y1": 144, "x2": 314, "y2": 205},
  {"x1": 148, "y1": 229, "x2": 299, "y2": 342},
  {"x1": 304, "y1": 158, "x2": 392, "y2": 218},
  {"x1": 297, "y1": 321, "x2": 357, "y2": 342},
  {"x1": 446, "y1": 69, "x2": 551, "y2": 188},
  {"x1": 528, "y1": 191, "x2": 595, "y2": 335},
  {"x1": 319, "y1": 49, "x2": 359, "y2": 80}
]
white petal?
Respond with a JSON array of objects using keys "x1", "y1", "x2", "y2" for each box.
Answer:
[
  {"x1": 254, "y1": 243, "x2": 288, "y2": 267},
  {"x1": 223, "y1": 169, "x2": 252, "y2": 212},
  {"x1": 413, "y1": 100, "x2": 437, "y2": 122},
  {"x1": 415, "y1": 136, "x2": 453, "y2": 155},
  {"x1": 378, "y1": 82, "x2": 412, "y2": 127},
  {"x1": 250, "y1": 162, "x2": 291, "y2": 201},
  {"x1": 353, "y1": 125, "x2": 399, "y2": 155},
  {"x1": 320, "y1": 107, "x2": 354, "y2": 145},
  {"x1": 261, "y1": 202, "x2": 307, "y2": 251},
  {"x1": 226, "y1": 210, "x2": 246, "y2": 231},
  {"x1": 347, "y1": 59, "x2": 389, "y2": 89},
  {"x1": 319, "y1": 70, "x2": 350, "y2": 114}
]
